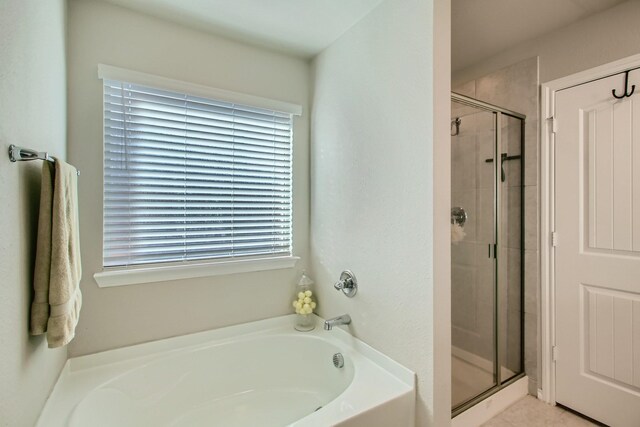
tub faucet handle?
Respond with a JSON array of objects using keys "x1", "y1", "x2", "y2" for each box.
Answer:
[{"x1": 334, "y1": 270, "x2": 357, "y2": 297}]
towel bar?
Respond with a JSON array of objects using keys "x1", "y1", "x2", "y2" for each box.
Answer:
[{"x1": 9, "y1": 144, "x2": 80, "y2": 176}]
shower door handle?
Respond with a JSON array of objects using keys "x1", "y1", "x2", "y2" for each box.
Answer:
[{"x1": 488, "y1": 243, "x2": 496, "y2": 259}]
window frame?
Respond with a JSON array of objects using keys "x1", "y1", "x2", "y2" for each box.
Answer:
[{"x1": 94, "y1": 65, "x2": 301, "y2": 287}]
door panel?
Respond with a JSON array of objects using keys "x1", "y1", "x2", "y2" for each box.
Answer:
[
  {"x1": 583, "y1": 284, "x2": 640, "y2": 390},
  {"x1": 555, "y1": 69, "x2": 640, "y2": 426},
  {"x1": 584, "y1": 96, "x2": 640, "y2": 253}
]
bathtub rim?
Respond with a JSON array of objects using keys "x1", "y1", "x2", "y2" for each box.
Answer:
[{"x1": 65, "y1": 314, "x2": 415, "y2": 387}]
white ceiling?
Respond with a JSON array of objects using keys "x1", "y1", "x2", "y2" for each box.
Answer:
[
  {"x1": 452, "y1": 0, "x2": 628, "y2": 72},
  {"x1": 99, "y1": 0, "x2": 385, "y2": 58}
]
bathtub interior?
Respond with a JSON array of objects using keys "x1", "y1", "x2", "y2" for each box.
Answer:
[{"x1": 68, "y1": 334, "x2": 355, "y2": 427}]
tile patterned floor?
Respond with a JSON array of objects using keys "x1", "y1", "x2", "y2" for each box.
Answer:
[{"x1": 481, "y1": 396, "x2": 600, "y2": 426}]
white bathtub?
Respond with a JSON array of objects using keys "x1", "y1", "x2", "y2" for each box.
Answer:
[{"x1": 37, "y1": 315, "x2": 415, "y2": 427}]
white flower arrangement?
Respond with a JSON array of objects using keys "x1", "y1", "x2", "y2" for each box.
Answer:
[{"x1": 292, "y1": 290, "x2": 317, "y2": 315}]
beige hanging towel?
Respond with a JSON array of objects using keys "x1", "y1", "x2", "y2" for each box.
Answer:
[{"x1": 30, "y1": 160, "x2": 82, "y2": 348}]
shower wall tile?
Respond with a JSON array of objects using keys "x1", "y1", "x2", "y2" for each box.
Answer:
[
  {"x1": 477, "y1": 257, "x2": 499, "y2": 360},
  {"x1": 474, "y1": 57, "x2": 538, "y2": 191},
  {"x1": 504, "y1": 119, "x2": 523, "y2": 188},
  {"x1": 504, "y1": 157, "x2": 522, "y2": 189},
  {"x1": 498, "y1": 246, "x2": 509, "y2": 305},
  {"x1": 478, "y1": 187, "x2": 495, "y2": 243},
  {"x1": 524, "y1": 311, "x2": 538, "y2": 383},
  {"x1": 451, "y1": 101, "x2": 471, "y2": 118},
  {"x1": 504, "y1": 247, "x2": 523, "y2": 373},
  {"x1": 506, "y1": 116, "x2": 523, "y2": 151},
  {"x1": 475, "y1": 57, "x2": 538, "y2": 117},
  {"x1": 524, "y1": 250, "x2": 539, "y2": 315},
  {"x1": 507, "y1": 248, "x2": 522, "y2": 310},
  {"x1": 476, "y1": 112, "x2": 495, "y2": 135},
  {"x1": 524, "y1": 118, "x2": 539, "y2": 187},
  {"x1": 452, "y1": 135, "x2": 477, "y2": 190},
  {"x1": 505, "y1": 186, "x2": 522, "y2": 249},
  {"x1": 497, "y1": 245, "x2": 509, "y2": 374},
  {"x1": 452, "y1": 265, "x2": 478, "y2": 332},
  {"x1": 507, "y1": 307, "x2": 523, "y2": 372},
  {"x1": 524, "y1": 185, "x2": 538, "y2": 250},
  {"x1": 477, "y1": 130, "x2": 496, "y2": 189},
  {"x1": 452, "y1": 258, "x2": 495, "y2": 362},
  {"x1": 452, "y1": 241, "x2": 476, "y2": 266},
  {"x1": 451, "y1": 243, "x2": 497, "y2": 362},
  {"x1": 453, "y1": 79, "x2": 476, "y2": 97}
]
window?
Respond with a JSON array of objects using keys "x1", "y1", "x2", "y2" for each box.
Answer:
[{"x1": 101, "y1": 70, "x2": 295, "y2": 272}]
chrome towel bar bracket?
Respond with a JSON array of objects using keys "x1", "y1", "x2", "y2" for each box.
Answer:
[
  {"x1": 9, "y1": 144, "x2": 54, "y2": 162},
  {"x1": 9, "y1": 144, "x2": 80, "y2": 175}
]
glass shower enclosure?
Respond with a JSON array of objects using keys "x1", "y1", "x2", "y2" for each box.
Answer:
[{"x1": 450, "y1": 93, "x2": 525, "y2": 415}]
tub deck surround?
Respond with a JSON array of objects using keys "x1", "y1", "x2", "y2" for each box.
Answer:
[{"x1": 36, "y1": 315, "x2": 415, "y2": 427}]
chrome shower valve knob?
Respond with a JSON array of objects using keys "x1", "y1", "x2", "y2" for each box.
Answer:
[{"x1": 334, "y1": 270, "x2": 357, "y2": 297}]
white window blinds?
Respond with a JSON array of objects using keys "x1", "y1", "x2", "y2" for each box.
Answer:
[{"x1": 102, "y1": 79, "x2": 293, "y2": 268}]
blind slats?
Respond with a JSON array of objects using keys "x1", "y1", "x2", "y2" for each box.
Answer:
[
  {"x1": 105, "y1": 227, "x2": 290, "y2": 239},
  {"x1": 103, "y1": 79, "x2": 293, "y2": 267},
  {"x1": 104, "y1": 107, "x2": 292, "y2": 133},
  {"x1": 106, "y1": 134, "x2": 291, "y2": 156},
  {"x1": 105, "y1": 138, "x2": 291, "y2": 159},
  {"x1": 104, "y1": 178, "x2": 291, "y2": 190},
  {"x1": 104, "y1": 83, "x2": 292, "y2": 120},
  {"x1": 104, "y1": 118, "x2": 292, "y2": 143}
]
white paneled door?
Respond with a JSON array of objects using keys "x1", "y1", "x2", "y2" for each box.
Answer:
[{"x1": 555, "y1": 69, "x2": 640, "y2": 427}]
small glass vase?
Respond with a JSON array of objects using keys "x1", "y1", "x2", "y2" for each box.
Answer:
[
  {"x1": 293, "y1": 272, "x2": 316, "y2": 332},
  {"x1": 295, "y1": 313, "x2": 315, "y2": 332}
]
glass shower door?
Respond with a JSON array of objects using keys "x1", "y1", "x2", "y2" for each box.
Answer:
[
  {"x1": 498, "y1": 114, "x2": 524, "y2": 384},
  {"x1": 451, "y1": 100, "x2": 498, "y2": 409}
]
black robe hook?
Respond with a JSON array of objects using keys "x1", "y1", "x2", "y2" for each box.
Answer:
[{"x1": 612, "y1": 70, "x2": 636, "y2": 99}]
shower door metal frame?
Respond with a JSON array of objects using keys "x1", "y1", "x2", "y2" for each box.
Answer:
[{"x1": 451, "y1": 92, "x2": 526, "y2": 417}]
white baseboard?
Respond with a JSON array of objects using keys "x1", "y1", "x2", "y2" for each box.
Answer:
[{"x1": 452, "y1": 376, "x2": 528, "y2": 427}]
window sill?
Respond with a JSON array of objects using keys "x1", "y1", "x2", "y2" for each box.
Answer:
[{"x1": 93, "y1": 256, "x2": 300, "y2": 288}]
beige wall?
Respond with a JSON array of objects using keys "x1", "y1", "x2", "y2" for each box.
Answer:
[
  {"x1": 432, "y1": 0, "x2": 452, "y2": 423},
  {"x1": 310, "y1": 0, "x2": 450, "y2": 424},
  {"x1": 0, "y1": 1, "x2": 68, "y2": 425},
  {"x1": 67, "y1": 0, "x2": 310, "y2": 357},
  {"x1": 453, "y1": 0, "x2": 640, "y2": 85}
]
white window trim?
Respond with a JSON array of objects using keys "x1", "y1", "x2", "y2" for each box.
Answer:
[
  {"x1": 98, "y1": 64, "x2": 302, "y2": 116},
  {"x1": 94, "y1": 256, "x2": 299, "y2": 288},
  {"x1": 95, "y1": 65, "x2": 302, "y2": 286}
]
